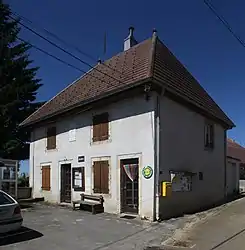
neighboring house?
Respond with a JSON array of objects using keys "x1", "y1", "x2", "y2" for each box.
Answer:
[
  {"x1": 227, "y1": 139, "x2": 245, "y2": 193},
  {"x1": 20, "y1": 28, "x2": 234, "y2": 220}
]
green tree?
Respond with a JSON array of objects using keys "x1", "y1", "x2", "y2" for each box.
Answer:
[{"x1": 0, "y1": 3, "x2": 43, "y2": 160}]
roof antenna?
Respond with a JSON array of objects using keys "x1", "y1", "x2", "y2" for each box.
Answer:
[{"x1": 103, "y1": 31, "x2": 107, "y2": 60}]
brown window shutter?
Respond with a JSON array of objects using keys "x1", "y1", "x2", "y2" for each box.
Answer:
[
  {"x1": 42, "y1": 166, "x2": 51, "y2": 191},
  {"x1": 92, "y1": 113, "x2": 109, "y2": 142},
  {"x1": 47, "y1": 127, "x2": 56, "y2": 149},
  {"x1": 93, "y1": 162, "x2": 101, "y2": 193},
  {"x1": 92, "y1": 123, "x2": 100, "y2": 142},
  {"x1": 100, "y1": 161, "x2": 109, "y2": 194}
]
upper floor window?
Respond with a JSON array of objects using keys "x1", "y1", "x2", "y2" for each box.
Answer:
[
  {"x1": 47, "y1": 126, "x2": 56, "y2": 150},
  {"x1": 204, "y1": 122, "x2": 214, "y2": 149},
  {"x1": 92, "y1": 112, "x2": 109, "y2": 142}
]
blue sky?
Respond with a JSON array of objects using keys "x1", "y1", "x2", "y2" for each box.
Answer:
[{"x1": 6, "y1": 0, "x2": 245, "y2": 173}]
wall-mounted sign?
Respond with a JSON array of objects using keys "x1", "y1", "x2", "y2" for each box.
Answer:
[
  {"x1": 72, "y1": 167, "x2": 85, "y2": 191},
  {"x1": 142, "y1": 166, "x2": 153, "y2": 179},
  {"x1": 78, "y1": 156, "x2": 85, "y2": 163}
]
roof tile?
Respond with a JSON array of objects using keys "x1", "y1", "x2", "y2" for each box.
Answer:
[{"x1": 21, "y1": 36, "x2": 234, "y2": 128}]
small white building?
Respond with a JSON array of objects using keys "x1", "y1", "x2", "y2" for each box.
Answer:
[{"x1": 21, "y1": 28, "x2": 234, "y2": 220}]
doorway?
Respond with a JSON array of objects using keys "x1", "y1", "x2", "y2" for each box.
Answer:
[
  {"x1": 60, "y1": 163, "x2": 72, "y2": 203},
  {"x1": 120, "y1": 158, "x2": 139, "y2": 214}
]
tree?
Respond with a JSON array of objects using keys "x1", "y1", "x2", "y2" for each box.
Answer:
[{"x1": 0, "y1": 3, "x2": 43, "y2": 160}]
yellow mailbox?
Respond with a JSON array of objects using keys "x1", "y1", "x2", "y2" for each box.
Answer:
[{"x1": 162, "y1": 182, "x2": 172, "y2": 197}]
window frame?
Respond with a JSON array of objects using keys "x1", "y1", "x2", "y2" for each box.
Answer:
[{"x1": 204, "y1": 121, "x2": 214, "y2": 149}]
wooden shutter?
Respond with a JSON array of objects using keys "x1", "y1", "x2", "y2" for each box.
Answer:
[
  {"x1": 92, "y1": 113, "x2": 109, "y2": 142},
  {"x1": 100, "y1": 161, "x2": 109, "y2": 194},
  {"x1": 47, "y1": 127, "x2": 56, "y2": 150},
  {"x1": 93, "y1": 161, "x2": 101, "y2": 193},
  {"x1": 72, "y1": 167, "x2": 85, "y2": 191},
  {"x1": 42, "y1": 166, "x2": 51, "y2": 191}
]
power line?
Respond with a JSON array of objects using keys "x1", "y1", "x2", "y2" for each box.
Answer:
[
  {"x1": 17, "y1": 37, "x2": 109, "y2": 85},
  {"x1": 11, "y1": 11, "x2": 97, "y2": 62},
  {"x1": 204, "y1": 0, "x2": 245, "y2": 47},
  {"x1": 17, "y1": 37, "x2": 86, "y2": 73},
  {"x1": 9, "y1": 14, "x2": 123, "y2": 84},
  {"x1": 11, "y1": 11, "x2": 122, "y2": 76}
]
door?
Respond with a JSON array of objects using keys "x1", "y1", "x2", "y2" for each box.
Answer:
[
  {"x1": 60, "y1": 164, "x2": 72, "y2": 203},
  {"x1": 120, "y1": 158, "x2": 139, "y2": 214}
]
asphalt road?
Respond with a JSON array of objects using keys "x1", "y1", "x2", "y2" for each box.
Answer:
[
  {"x1": 0, "y1": 203, "x2": 186, "y2": 250},
  {"x1": 183, "y1": 197, "x2": 245, "y2": 250}
]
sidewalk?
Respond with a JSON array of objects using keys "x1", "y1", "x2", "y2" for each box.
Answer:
[{"x1": 163, "y1": 197, "x2": 245, "y2": 250}]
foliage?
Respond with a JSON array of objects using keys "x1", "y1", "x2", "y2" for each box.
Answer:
[
  {"x1": 18, "y1": 172, "x2": 29, "y2": 187},
  {"x1": 0, "y1": 3, "x2": 43, "y2": 160}
]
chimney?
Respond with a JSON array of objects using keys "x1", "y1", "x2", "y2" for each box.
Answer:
[{"x1": 124, "y1": 27, "x2": 138, "y2": 51}]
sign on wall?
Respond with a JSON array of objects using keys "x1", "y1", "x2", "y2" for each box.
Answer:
[
  {"x1": 72, "y1": 167, "x2": 85, "y2": 191},
  {"x1": 78, "y1": 156, "x2": 85, "y2": 163},
  {"x1": 170, "y1": 171, "x2": 192, "y2": 192},
  {"x1": 142, "y1": 166, "x2": 153, "y2": 179}
]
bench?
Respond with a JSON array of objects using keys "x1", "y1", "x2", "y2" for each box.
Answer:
[{"x1": 72, "y1": 194, "x2": 104, "y2": 214}]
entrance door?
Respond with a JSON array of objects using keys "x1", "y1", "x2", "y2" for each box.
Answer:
[
  {"x1": 60, "y1": 163, "x2": 72, "y2": 203},
  {"x1": 120, "y1": 158, "x2": 139, "y2": 214}
]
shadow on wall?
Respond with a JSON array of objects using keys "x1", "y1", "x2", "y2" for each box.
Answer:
[
  {"x1": 0, "y1": 227, "x2": 43, "y2": 246},
  {"x1": 31, "y1": 92, "x2": 154, "y2": 142}
]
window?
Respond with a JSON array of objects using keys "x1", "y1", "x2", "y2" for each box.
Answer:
[
  {"x1": 47, "y1": 126, "x2": 56, "y2": 150},
  {"x1": 93, "y1": 161, "x2": 109, "y2": 194},
  {"x1": 240, "y1": 163, "x2": 245, "y2": 180},
  {"x1": 72, "y1": 167, "x2": 85, "y2": 191},
  {"x1": 92, "y1": 113, "x2": 109, "y2": 142},
  {"x1": 204, "y1": 122, "x2": 214, "y2": 149},
  {"x1": 42, "y1": 165, "x2": 51, "y2": 191},
  {"x1": 0, "y1": 192, "x2": 15, "y2": 205}
]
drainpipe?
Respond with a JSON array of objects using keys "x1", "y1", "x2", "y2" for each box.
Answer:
[
  {"x1": 224, "y1": 130, "x2": 227, "y2": 199},
  {"x1": 153, "y1": 92, "x2": 160, "y2": 221},
  {"x1": 32, "y1": 131, "x2": 35, "y2": 197}
]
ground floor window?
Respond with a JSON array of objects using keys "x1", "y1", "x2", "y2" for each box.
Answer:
[
  {"x1": 93, "y1": 160, "x2": 109, "y2": 194},
  {"x1": 42, "y1": 165, "x2": 51, "y2": 191}
]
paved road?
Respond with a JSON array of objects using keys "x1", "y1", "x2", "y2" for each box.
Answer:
[
  {"x1": 0, "y1": 203, "x2": 186, "y2": 250},
  {"x1": 180, "y1": 197, "x2": 245, "y2": 250}
]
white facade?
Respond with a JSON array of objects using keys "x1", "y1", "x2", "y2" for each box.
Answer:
[
  {"x1": 29, "y1": 91, "x2": 229, "y2": 220},
  {"x1": 29, "y1": 94, "x2": 156, "y2": 219}
]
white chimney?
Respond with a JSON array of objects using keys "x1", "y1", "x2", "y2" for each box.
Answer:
[{"x1": 124, "y1": 27, "x2": 138, "y2": 51}]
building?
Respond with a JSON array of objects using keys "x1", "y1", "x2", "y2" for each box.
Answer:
[
  {"x1": 21, "y1": 28, "x2": 234, "y2": 220},
  {"x1": 227, "y1": 139, "x2": 245, "y2": 193}
]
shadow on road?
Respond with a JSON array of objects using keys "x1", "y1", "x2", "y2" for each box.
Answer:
[{"x1": 0, "y1": 226, "x2": 43, "y2": 246}]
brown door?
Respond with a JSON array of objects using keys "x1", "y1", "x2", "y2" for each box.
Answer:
[
  {"x1": 60, "y1": 164, "x2": 72, "y2": 203},
  {"x1": 120, "y1": 158, "x2": 139, "y2": 214}
]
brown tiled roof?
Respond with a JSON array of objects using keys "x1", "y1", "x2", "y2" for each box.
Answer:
[
  {"x1": 21, "y1": 34, "x2": 234, "y2": 128},
  {"x1": 227, "y1": 139, "x2": 245, "y2": 162}
]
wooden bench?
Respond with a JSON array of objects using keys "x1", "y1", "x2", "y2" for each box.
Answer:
[{"x1": 72, "y1": 194, "x2": 104, "y2": 214}]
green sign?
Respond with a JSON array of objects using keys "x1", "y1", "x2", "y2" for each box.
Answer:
[{"x1": 142, "y1": 166, "x2": 153, "y2": 179}]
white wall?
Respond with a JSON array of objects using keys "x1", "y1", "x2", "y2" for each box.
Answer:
[
  {"x1": 159, "y1": 96, "x2": 226, "y2": 218},
  {"x1": 30, "y1": 94, "x2": 156, "y2": 219}
]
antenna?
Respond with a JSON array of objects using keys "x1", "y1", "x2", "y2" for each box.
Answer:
[{"x1": 103, "y1": 31, "x2": 107, "y2": 60}]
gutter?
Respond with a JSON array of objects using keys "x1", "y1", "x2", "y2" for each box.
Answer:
[{"x1": 153, "y1": 92, "x2": 160, "y2": 221}]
